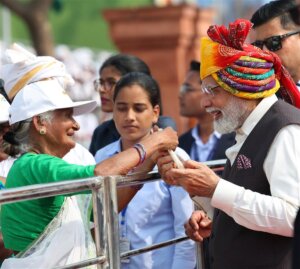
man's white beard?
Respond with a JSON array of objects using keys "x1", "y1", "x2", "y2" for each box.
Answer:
[{"x1": 210, "y1": 97, "x2": 249, "y2": 134}]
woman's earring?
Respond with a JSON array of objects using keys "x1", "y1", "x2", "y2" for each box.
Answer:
[{"x1": 39, "y1": 128, "x2": 46, "y2": 135}]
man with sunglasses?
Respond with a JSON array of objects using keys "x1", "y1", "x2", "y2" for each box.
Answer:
[
  {"x1": 252, "y1": 3, "x2": 300, "y2": 268},
  {"x1": 251, "y1": 0, "x2": 300, "y2": 88}
]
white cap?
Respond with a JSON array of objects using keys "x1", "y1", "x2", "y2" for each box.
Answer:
[
  {"x1": 0, "y1": 94, "x2": 10, "y2": 123},
  {"x1": 9, "y1": 80, "x2": 97, "y2": 124}
]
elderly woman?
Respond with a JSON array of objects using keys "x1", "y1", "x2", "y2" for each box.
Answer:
[{"x1": 0, "y1": 50, "x2": 178, "y2": 268}]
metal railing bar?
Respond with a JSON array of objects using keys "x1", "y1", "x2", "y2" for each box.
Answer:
[
  {"x1": 203, "y1": 159, "x2": 227, "y2": 167},
  {"x1": 120, "y1": 235, "x2": 189, "y2": 259},
  {"x1": 103, "y1": 176, "x2": 121, "y2": 269},
  {"x1": 117, "y1": 159, "x2": 227, "y2": 186},
  {"x1": 0, "y1": 159, "x2": 226, "y2": 205},
  {"x1": 116, "y1": 172, "x2": 161, "y2": 187},
  {"x1": 0, "y1": 159, "x2": 226, "y2": 269},
  {"x1": 116, "y1": 159, "x2": 226, "y2": 186},
  {"x1": 92, "y1": 187, "x2": 106, "y2": 269},
  {"x1": 53, "y1": 255, "x2": 107, "y2": 269},
  {"x1": 0, "y1": 176, "x2": 103, "y2": 205}
]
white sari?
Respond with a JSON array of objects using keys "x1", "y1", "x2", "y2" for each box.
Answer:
[
  {"x1": 1, "y1": 196, "x2": 96, "y2": 269},
  {"x1": 1, "y1": 144, "x2": 97, "y2": 268}
]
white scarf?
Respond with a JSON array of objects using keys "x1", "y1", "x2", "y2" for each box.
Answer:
[{"x1": 1, "y1": 196, "x2": 96, "y2": 269}]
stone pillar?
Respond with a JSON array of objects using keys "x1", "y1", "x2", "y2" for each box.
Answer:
[{"x1": 103, "y1": 4, "x2": 214, "y2": 134}]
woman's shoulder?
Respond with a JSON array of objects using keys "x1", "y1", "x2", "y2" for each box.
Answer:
[
  {"x1": 94, "y1": 140, "x2": 120, "y2": 163},
  {"x1": 15, "y1": 153, "x2": 66, "y2": 168}
]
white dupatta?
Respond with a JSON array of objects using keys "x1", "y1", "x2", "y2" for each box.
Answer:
[{"x1": 1, "y1": 196, "x2": 96, "y2": 269}]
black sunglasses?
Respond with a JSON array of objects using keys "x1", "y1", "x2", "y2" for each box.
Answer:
[{"x1": 252, "y1": 30, "x2": 300, "y2": 51}]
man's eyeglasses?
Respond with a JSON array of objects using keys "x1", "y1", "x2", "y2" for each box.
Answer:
[
  {"x1": 94, "y1": 78, "x2": 117, "y2": 92},
  {"x1": 252, "y1": 30, "x2": 300, "y2": 52},
  {"x1": 201, "y1": 85, "x2": 219, "y2": 96}
]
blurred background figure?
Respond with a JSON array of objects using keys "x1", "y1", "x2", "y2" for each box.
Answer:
[
  {"x1": 178, "y1": 60, "x2": 235, "y2": 268},
  {"x1": 179, "y1": 60, "x2": 235, "y2": 163}
]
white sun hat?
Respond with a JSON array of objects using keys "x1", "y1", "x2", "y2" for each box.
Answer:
[
  {"x1": 0, "y1": 94, "x2": 10, "y2": 124},
  {"x1": 9, "y1": 80, "x2": 97, "y2": 124}
]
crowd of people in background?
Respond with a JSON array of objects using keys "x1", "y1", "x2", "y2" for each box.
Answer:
[{"x1": 0, "y1": 0, "x2": 300, "y2": 269}]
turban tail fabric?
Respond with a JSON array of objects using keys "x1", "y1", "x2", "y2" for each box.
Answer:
[
  {"x1": 200, "y1": 19, "x2": 300, "y2": 108},
  {"x1": 0, "y1": 43, "x2": 74, "y2": 101}
]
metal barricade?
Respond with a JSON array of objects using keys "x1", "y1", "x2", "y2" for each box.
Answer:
[{"x1": 0, "y1": 159, "x2": 226, "y2": 269}]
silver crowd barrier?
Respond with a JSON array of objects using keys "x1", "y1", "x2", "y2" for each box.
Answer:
[{"x1": 0, "y1": 159, "x2": 227, "y2": 269}]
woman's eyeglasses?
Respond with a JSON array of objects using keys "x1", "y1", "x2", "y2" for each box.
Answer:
[
  {"x1": 93, "y1": 78, "x2": 117, "y2": 92},
  {"x1": 252, "y1": 30, "x2": 300, "y2": 52}
]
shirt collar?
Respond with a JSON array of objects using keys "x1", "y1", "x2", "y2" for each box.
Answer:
[
  {"x1": 106, "y1": 138, "x2": 122, "y2": 158},
  {"x1": 191, "y1": 125, "x2": 221, "y2": 143},
  {"x1": 237, "y1": 94, "x2": 278, "y2": 136}
]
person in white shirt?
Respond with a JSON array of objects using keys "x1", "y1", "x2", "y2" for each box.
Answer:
[
  {"x1": 95, "y1": 72, "x2": 196, "y2": 269},
  {"x1": 157, "y1": 19, "x2": 300, "y2": 269}
]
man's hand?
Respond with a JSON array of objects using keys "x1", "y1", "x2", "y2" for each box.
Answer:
[
  {"x1": 156, "y1": 153, "x2": 179, "y2": 185},
  {"x1": 184, "y1": 210, "x2": 212, "y2": 242},
  {"x1": 157, "y1": 158, "x2": 220, "y2": 197}
]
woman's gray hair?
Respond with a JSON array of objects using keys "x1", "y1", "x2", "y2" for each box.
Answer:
[{"x1": 11, "y1": 111, "x2": 54, "y2": 153}]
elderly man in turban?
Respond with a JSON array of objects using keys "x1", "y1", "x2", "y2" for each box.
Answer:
[{"x1": 157, "y1": 19, "x2": 300, "y2": 269}]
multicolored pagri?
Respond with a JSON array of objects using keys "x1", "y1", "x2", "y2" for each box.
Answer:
[
  {"x1": 213, "y1": 56, "x2": 280, "y2": 99},
  {"x1": 200, "y1": 37, "x2": 280, "y2": 99},
  {"x1": 200, "y1": 19, "x2": 300, "y2": 107}
]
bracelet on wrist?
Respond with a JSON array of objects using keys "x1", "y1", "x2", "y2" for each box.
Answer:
[{"x1": 133, "y1": 143, "x2": 147, "y2": 166}]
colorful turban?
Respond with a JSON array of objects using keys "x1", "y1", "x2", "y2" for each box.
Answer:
[
  {"x1": 200, "y1": 19, "x2": 300, "y2": 108},
  {"x1": 0, "y1": 43, "x2": 74, "y2": 101}
]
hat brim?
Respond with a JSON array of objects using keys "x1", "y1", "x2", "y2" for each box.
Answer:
[{"x1": 57, "y1": 100, "x2": 97, "y2": 116}]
